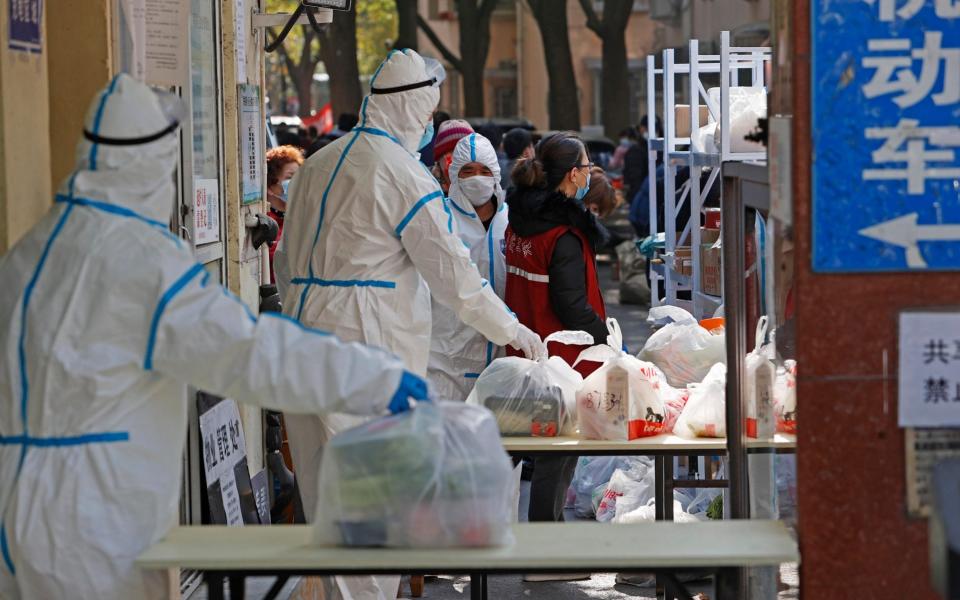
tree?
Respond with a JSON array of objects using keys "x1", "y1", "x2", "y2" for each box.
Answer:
[
  {"x1": 265, "y1": 0, "x2": 365, "y2": 117},
  {"x1": 317, "y1": 7, "x2": 363, "y2": 116},
  {"x1": 527, "y1": 0, "x2": 581, "y2": 131},
  {"x1": 416, "y1": 0, "x2": 499, "y2": 117},
  {"x1": 578, "y1": 0, "x2": 634, "y2": 138},
  {"x1": 394, "y1": 0, "x2": 419, "y2": 51}
]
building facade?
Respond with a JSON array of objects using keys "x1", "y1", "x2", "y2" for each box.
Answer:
[{"x1": 418, "y1": 0, "x2": 769, "y2": 132}]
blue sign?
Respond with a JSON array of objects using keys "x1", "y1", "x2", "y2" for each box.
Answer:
[
  {"x1": 8, "y1": 0, "x2": 42, "y2": 54},
  {"x1": 813, "y1": 1, "x2": 960, "y2": 272}
]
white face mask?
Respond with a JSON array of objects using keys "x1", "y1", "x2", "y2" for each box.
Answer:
[{"x1": 458, "y1": 175, "x2": 497, "y2": 207}]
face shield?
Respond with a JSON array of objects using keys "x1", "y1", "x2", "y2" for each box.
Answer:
[{"x1": 83, "y1": 88, "x2": 186, "y2": 147}]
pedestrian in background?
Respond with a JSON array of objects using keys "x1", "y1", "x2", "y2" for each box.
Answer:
[
  {"x1": 265, "y1": 145, "x2": 303, "y2": 283},
  {"x1": 501, "y1": 127, "x2": 534, "y2": 192},
  {"x1": 430, "y1": 118, "x2": 474, "y2": 194},
  {"x1": 504, "y1": 133, "x2": 608, "y2": 557}
]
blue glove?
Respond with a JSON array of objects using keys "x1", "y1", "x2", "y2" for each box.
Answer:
[
  {"x1": 388, "y1": 370, "x2": 429, "y2": 414},
  {"x1": 622, "y1": 342, "x2": 630, "y2": 354}
]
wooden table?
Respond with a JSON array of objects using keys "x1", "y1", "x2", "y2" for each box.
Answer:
[{"x1": 138, "y1": 521, "x2": 798, "y2": 600}]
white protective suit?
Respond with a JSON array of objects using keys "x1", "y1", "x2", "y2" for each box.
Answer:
[
  {"x1": 427, "y1": 133, "x2": 510, "y2": 401},
  {"x1": 274, "y1": 50, "x2": 522, "y2": 600},
  {"x1": 0, "y1": 74, "x2": 411, "y2": 600}
]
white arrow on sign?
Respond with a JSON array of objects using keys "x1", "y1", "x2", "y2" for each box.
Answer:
[{"x1": 859, "y1": 213, "x2": 960, "y2": 269}]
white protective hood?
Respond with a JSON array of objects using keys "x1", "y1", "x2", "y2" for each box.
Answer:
[
  {"x1": 0, "y1": 74, "x2": 408, "y2": 600},
  {"x1": 427, "y1": 133, "x2": 510, "y2": 401}
]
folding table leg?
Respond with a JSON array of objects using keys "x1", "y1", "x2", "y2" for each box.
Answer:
[
  {"x1": 205, "y1": 572, "x2": 225, "y2": 600},
  {"x1": 470, "y1": 573, "x2": 484, "y2": 600}
]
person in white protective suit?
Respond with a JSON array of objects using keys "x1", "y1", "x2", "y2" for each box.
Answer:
[
  {"x1": 274, "y1": 50, "x2": 544, "y2": 600},
  {"x1": 427, "y1": 133, "x2": 511, "y2": 401},
  {"x1": 0, "y1": 74, "x2": 429, "y2": 600}
]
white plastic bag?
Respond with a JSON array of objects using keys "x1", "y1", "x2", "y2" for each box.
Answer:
[
  {"x1": 570, "y1": 456, "x2": 634, "y2": 518},
  {"x1": 313, "y1": 402, "x2": 515, "y2": 548},
  {"x1": 576, "y1": 319, "x2": 668, "y2": 440},
  {"x1": 639, "y1": 307, "x2": 726, "y2": 387},
  {"x1": 673, "y1": 363, "x2": 727, "y2": 438},
  {"x1": 774, "y1": 359, "x2": 797, "y2": 434},
  {"x1": 613, "y1": 499, "x2": 702, "y2": 524},
  {"x1": 597, "y1": 460, "x2": 656, "y2": 523},
  {"x1": 660, "y1": 377, "x2": 690, "y2": 433},
  {"x1": 467, "y1": 331, "x2": 591, "y2": 436},
  {"x1": 745, "y1": 317, "x2": 776, "y2": 439}
]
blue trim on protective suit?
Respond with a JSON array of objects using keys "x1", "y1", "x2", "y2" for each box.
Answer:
[
  {"x1": 144, "y1": 263, "x2": 206, "y2": 370},
  {"x1": 395, "y1": 190, "x2": 444, "y2": 238},
  {"x1": 464, "y1": 373, "x2": 480, "y2": 379},
  {"x1": 1, "y1": 525, "x2": 12, "y2": 575},
  {"x1": 292, "y1": 277, "x2": 395, "y2": 289},
  {"x1": 297, "y1": 130, "x2": 364, "y2": 321},
  {"x1": 485, "y1": 220, "x2": 497, "y2": 367},
  {"x1": 354, "y1": 126, "x2": 401, "y2": 146},
  {"x1": 0, "y1": 432, "x2": 130, "y2": 446},
  {"x1": 18, "y1": 205, "x2": 74, "y2": 437},
  {"x1": 449, "y1": 200, "x2": 475, "y2": 218},
  {"x1": 54, "y1": 194, "x2": 181, "y2": 245},
  {"x1": 88, "y1": 75, "x2": 121, "y2": 171},
  {"x1": 469, "y1": 134, "x2": 477, "y2": 161}
]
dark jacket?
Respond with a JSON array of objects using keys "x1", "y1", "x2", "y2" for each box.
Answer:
[{"x1": 506, "y1": 186, "x2": 610, "y2": 345}]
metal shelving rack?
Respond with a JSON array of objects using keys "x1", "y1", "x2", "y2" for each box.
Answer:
[{"x1": 646, "y1": 31, "x2": 771, "y2": 320}]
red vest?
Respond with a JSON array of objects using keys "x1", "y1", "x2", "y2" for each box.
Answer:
[{"x1": 504, "y1": 224, "x2": 607, "y2": 377}]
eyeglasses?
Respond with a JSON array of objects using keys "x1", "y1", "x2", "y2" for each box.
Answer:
[{"x1": 574, "y1": 162, "x2": 595, "y2": 170}]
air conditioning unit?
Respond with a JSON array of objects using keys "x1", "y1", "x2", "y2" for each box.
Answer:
[{"x1": 649, "y1": 0, "x2": 680, "y2": 22}]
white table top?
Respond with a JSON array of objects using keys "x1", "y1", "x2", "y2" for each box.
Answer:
[
  {"x1": 501, "y1": 433, "x2": 796, "y2": 454},
  {"x1": 137, "y1": 521, "x2": 798, "y2": 573}
]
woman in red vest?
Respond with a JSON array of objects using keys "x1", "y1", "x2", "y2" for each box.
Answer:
[{"x1": 504, "y1": 132, "x2": 609, "y2": 536}]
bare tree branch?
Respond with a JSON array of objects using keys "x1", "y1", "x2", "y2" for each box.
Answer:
[
  {"x1": 416, "y1": 14, "x2": 463, "y2": 71},
  {"x1": 577, "y1": 0, "x2": 604, "y2": 37}
]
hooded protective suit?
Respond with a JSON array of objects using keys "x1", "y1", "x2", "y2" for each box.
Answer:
[
  {"x1": 427, "y1": 133, "x2": 510, "y2": 401},
  {"x1": 0, "y1": 74, "x2": 414, "y2": 600},
  {"x1": 274, "y1": 50, "x2": 529, "y2": 600}
]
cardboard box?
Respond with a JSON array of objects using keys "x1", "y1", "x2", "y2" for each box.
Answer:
[
  {"x1": 700, "y1": 240, "x2": 722, "y2": 296},
  {"x1": 701, "y1": 227, "x2": 720, "y2": 245},
  {"x1": 673, "y1": 247, "x2": 693, "y2": 277},
  {"x1": 675, "y1": 104, "x2": 711, "y2": 138}
]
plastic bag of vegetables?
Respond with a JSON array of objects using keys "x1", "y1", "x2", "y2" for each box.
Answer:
[{"x1": 313, "y1": 402, "x2": 515, "y2": 548}]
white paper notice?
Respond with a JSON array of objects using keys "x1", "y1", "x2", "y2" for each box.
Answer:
[
  {"x1": 235, "y1": 0, "x2": 247, "y2": 84},
  {"x1": 145, "y1": 0, "x2": 189, "y2": 86},
  {"x1": 193, "y1": 178, "x2": 220, "y2": 245},
  {"x1": 122, "y1": 0, "x2": 147, "y2": 80},
  {"x1": 220, "y1": 469, "x2": 244, "y2": 526},
  {"x1": 899, "y1": 311, "x2": 960, "y2": 427}
]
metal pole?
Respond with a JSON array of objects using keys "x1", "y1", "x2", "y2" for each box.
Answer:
[{"x1": 722, "y1": 167, "x2": 749, "y2": 520}]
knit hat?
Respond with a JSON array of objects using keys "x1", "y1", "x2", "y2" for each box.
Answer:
[{"x1": 433, "y1": 119, "x2": 474, "y2": 161}]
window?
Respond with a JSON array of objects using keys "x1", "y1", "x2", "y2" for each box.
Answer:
[{"x1": 494, "y1": 85, "x2": 518, "y2": 118}]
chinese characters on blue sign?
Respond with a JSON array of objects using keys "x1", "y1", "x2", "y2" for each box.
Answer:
[
  {"x1": 899, "y1": 312, "x2": 960, "y2": 427},
  {"x1": 813, "y1": 0, "x2": 960, "y2": 272},
  {"x1": 8, "y1": 0, "x2": 42, "y2": 54}
]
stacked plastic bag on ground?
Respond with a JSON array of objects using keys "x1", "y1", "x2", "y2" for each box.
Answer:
[
  {"x1": 576, "y1": 319, "x2": 668, "y2": 440},
  {"x1": 314, "y1": 402, "x2": 515, "y2": 548},
  {"x1": 639, "y1": 306, "x2": 726, "y2": 387},
  {"x1": 467, "y1": 331, "x2": 592, "y2": 436}
]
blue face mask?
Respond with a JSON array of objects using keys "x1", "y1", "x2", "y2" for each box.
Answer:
[
  {"x1": 574, "y1": 170, "x2": 590, "y2": 202},
  {"x1": 280, "y1": 179, "x2": 290, "y2": 201},
  {"x1": 418, "y1": 121, "x2": 435, "y2": 151}
]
